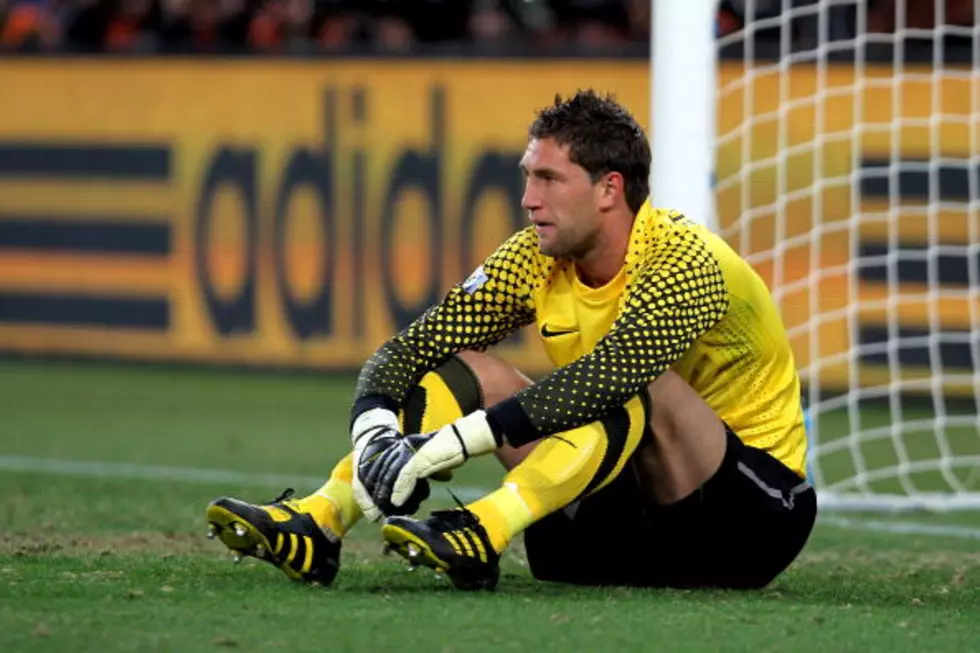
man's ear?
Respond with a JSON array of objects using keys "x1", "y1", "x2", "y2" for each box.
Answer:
[{"x1": 597, "y1": 171, "x2": 625, "y2": 209}]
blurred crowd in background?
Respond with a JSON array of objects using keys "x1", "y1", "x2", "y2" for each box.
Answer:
[{"x1": 0, "y1": 0, "x2": 974, "y2": 55}]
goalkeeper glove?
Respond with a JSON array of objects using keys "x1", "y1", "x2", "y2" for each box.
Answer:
[
  {"x1": 350, "y1": 407, "x2": 401, "y2": 521},
  {"x1": 389, "y1": 410, "x2": 499, "y2": 510},
  {"x1": 350, "y1": 407, "x2": 431, "y2": 520}
]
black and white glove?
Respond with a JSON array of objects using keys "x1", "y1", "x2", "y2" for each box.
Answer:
[
  {"x1": 359, "y1": 432, "x2": 434, "y2": 516},
  {"x1": 350, "y1": 408, "x2": 430, "y2": 520},
  {"x1": 387, "y1": 410, "x2": 499, "y2": 510}
]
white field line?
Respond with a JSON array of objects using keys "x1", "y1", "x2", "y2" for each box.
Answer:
[
  {"x1": 0, "y1": 454, "x2": 488, "y2": 502},
  {"x1": 3, "y1": 454, "x2": 980, "y2": 539},
  {"x1": 817, "y1": 516, "x2": 980, "y2": 540}
]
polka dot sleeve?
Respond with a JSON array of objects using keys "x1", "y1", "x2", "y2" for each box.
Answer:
[{"x1": 351, "y1": 228, "x2": 546, "y2": 420}]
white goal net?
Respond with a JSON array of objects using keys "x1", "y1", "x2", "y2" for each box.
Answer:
[{"x1": 713, "y1": 0, "x2": 980, "y2": 511}]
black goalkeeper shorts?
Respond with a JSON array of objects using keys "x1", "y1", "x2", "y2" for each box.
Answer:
[{"x1": 523, "y1": 427, "x2": 817, "y2": 589}]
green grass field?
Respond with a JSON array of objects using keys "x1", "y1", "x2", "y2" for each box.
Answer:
[{"x1": 1, "y1": 360, "x2": 979, "y2": 653}]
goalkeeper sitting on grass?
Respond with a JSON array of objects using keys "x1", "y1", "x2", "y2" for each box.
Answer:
[{"x1": 205, "y1": 89, "x2": 817, "y2": 591}]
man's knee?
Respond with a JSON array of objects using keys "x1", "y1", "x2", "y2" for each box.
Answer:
[
  {"x1": 644, "y1": 370, "x2": 724, "y2": 444},
  {"x1": 455, "y1": 350, "x2": 532, "y2": 408},
  {"x1": 637, "y1": 370, "x2": 728, "y2": 505},
  {"x1": 453, "y1": 351, "x2": 537, "y2": 470}
]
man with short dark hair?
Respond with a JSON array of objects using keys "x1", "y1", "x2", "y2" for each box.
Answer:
[{"x1": 206, "y1": 89, "x2": 816, "y2": 591}]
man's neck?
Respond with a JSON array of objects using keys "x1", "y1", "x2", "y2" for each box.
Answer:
[{"x1": 574, "y1": 228, "x2": 631, "y2": 287}]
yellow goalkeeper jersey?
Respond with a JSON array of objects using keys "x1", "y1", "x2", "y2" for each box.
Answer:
[{"x1": 354, "y1": 200, "x2": 808, "y2": 477}]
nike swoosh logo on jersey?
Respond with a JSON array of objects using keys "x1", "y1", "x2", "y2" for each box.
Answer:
[{"x1": 540, "y1": 324, "x2": 578, "y2": 338}]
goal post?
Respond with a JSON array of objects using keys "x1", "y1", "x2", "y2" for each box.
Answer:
[
  {"x1": 651, "y1": 0, "x2": 980, "y2": 512},
  {"x1": 650, "y1": 0, "x2": 719, "y2": 231}
]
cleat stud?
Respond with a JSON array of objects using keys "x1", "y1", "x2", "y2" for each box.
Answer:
[
  {"x1": 207, "y1": 525, "x2": 217, "y2": 539},
  {"x1": 232, "y1": 552, "x2": 243, "y2": 564},
  {"x1": 406, "y1": 543, "x2": 420, "y2": 558},
  {"x1": 233, "y1": 524, "x2": 247, "y2": 538},
  {"x1": 254, "y1": 545, "x2": 264, "y2": 557}
]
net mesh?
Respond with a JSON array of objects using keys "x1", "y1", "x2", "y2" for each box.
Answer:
[{"x1": 713, "y1": 0, "x2": 980, "y2": 509}]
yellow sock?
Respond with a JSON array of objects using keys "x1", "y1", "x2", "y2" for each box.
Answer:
[
  {"x1": 291, "y1": 453, "x2": 362, "y2": 537},
  {"x1": 468, "y1": 421, "x2": 615, "y2": 553},
  {"x1": 466, "y1": 483, "x2": 535, "y2": 553}
]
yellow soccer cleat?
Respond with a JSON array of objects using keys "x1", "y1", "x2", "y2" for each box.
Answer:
[
  {"x1": 382, "y1": 509, "x2": 500, "y2": 591},
  {"x1": 205, "y1": 488, "x2": 340, "y2": 586}
]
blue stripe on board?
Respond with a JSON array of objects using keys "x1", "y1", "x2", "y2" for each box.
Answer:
[
  {"x1": 0, "y1": 216, "x2": 170, "y2": 255},
  {"x1": 859, "y1": 158, "x2": 976, "y2": 202},
  {"x1": 0, "y1": 292, "x2": 169, "y2": 329},
  {"x1": 859, "y1": 242, "x2": 975, "y2": 286},
  {"x1": 0, "y1": 143, "x2": 170, "y2": 180},
  {"x1": 859, "y1": 326, "x2": 975, "y2": 371}
]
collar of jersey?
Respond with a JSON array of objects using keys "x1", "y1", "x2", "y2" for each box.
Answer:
[{"x1": 570, "y1": 263, "x2": 627, "y2": 305}]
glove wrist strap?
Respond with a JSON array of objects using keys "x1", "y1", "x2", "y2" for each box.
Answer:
[
  {"x1": 454, "y1": 409, "x2": 498, "y2": 457},
  {"x1": 351, "y1": 407, "x2": 400, "y2": 448}
]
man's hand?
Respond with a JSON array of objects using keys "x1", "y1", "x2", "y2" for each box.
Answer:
[
  {"x1": 359, "y1": 432, "x2": 433, "y2": 515},
  {"x1": 350, "y1": 408, "x2": 401, "y2": 521},
  {"x1": 385, "y1": 410, "x2": 499, "y2": 510},
  {"x1": 350, "y1": 408, "x2": 430, "y2": 520}
]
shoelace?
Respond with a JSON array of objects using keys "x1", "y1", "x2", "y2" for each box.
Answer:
[
  {"x1": 271, "y1": 488, "x2": 296, "y2": 504},
  {"x1": 429, "y1": 509, "x2": 481, "y2": 532},
  {"x1": 446, "y1": 487, "x2": 467, "y2": 511},
  {"x1": 430, "y1": 488, "x2": 481, "y2": 531}
]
